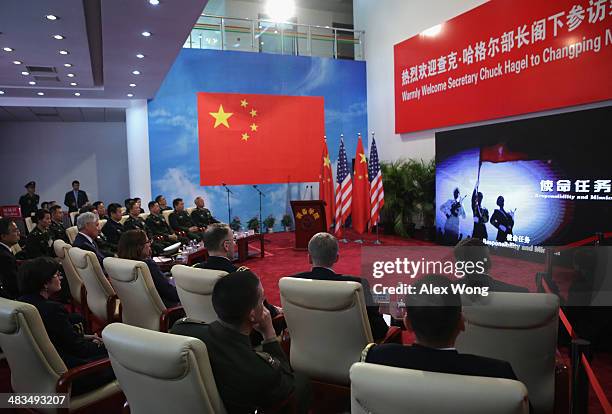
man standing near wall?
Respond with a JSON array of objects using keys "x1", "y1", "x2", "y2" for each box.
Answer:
[
  {"x1": 64, "y1": 180, "x2": 89, "y2": 212},
  {"x1": 19, "y1": 181, "x2": 39, "y2": 218}
]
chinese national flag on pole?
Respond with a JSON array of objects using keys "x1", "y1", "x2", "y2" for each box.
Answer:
[
  {"x1": 198, "y1": 92, "x2": 325, "y2": 185},
  {"x1": 318, "y1": 139, "x2": 335, "y2": 228},
  {"x1": 351, "y1": 134, "x2": 370, "y2": 234},
  {"x1": 479, "y1": 143, "x2": 530, "y2": 163}
]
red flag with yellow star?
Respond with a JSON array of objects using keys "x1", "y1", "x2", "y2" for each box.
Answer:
[
  {"x1": 198, "y1": 92, "x2": 325, "y2": 185},
  {"x1": 351, "y1": 134, "x2": 370, "y2": 234},
  {"x1": 318, "y1": 138, "x2": 335, "y2": 228}
]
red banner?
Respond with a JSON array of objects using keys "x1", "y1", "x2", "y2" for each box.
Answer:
[
  {"x1": 394, "y1": 0, "x2": 612, "y2": 134},
  {"x1": 0, "y1": 206, "x2": 22, "y2": 218},
  {"x1": 198, "y1": 92, "x2": 325, "y2": 186}
]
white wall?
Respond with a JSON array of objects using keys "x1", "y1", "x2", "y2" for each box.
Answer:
[
  {"x1": 0, "y1": 122, "x2": 130, "y2": 207},
  {"x1": 222, "y1": 0, "x2": 352, "y2": 26}
]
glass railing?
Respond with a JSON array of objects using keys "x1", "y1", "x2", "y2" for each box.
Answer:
[{"x1": 184, "y1": 14, "x2": 365, "y2": 61}]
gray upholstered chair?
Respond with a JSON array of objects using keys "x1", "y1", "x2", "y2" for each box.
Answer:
[
  {"x1": 66, "y1": 226, "x2": 79, "y2": 244},
  {"x1": 171, "y1": 265, "x2": 227, "y2": 322},
  {"x1": 350, "y1": 362, "x2": 529, "y2": 414},
  {"x1": 279, "y1": 277, "x2": 373, "y2": 386},
  {"x1": 456, "y1": 292, "x2": 559, "y2": 414},
  {"x1": 103, "y1": 322, "x2": 226, "y2": 414},
  {"x1": 104, "y1": 257, "x2": 183, "y2": 332},
  {"x1": 0, "y1": 298, "x2": 120, "y2": 413}
]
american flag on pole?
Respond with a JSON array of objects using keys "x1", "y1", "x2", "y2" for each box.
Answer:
[
  {"x1": 368, "y1": 135, "x2": 384, "y2": 228},
  {"x1": 334, "y1": 136, "x2": 352, "y2": 234}
]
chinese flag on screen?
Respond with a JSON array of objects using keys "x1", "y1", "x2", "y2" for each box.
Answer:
[
  {"x1": 480, "y1": 143, "x2": 530, "y2": 164},
  {"x1": 198, "y1": 92, "x2": 325, "y2": 186}
]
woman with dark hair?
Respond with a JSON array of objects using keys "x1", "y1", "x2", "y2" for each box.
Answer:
[
  {"x1": 18, "y1": 257, "x2": 114, "y2": 394},
  {"x1": 117, "y1": 229, "x2": 180, "y2": 307}
]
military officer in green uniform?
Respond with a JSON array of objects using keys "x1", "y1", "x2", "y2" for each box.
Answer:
[
  {"x1": 124, "y1": 200, "x2": 168, "y2": 255},
  {"x1": 19, "y1": 181, "x2": 40, "y2": 218},
  {"x1": 168, "y1": 198, "x2": 204, "y2": 241},
  {"x1": 154, "y1": 195, "x2": 173, "y2": 212},
  {"x1": 171, "y1": 270, "x2": 310, "y2": 413},
  {"x1": 190, "y1": 196, "x2": 219, "y2": 229},
  {"x1": 101, "y1": 203, "x2": 125, "y2": 253},
  {"x1": 25, "y1": 209, "x2": 53, "y2": 258},
  {"x1": 48, "y1": 205, "x2": 69, "y2": 243},
  {"x1": 145, "y1": 201, "x2": 188, "y2": 245}
]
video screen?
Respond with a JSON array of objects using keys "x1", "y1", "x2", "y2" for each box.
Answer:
[{"x1": 435, "y1": 106, "x2": 611, "y2": 247}]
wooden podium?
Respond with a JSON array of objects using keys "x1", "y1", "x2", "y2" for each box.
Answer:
[{"x1": 290, "y1": 200, "x2": 327, "y2": 249}]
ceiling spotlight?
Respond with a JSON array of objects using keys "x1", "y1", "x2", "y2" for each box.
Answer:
[
  {"x1": 64, "y1": 63, "x2": 72, "y2": 67},
  {"x1": 28, "y1": 81, "x2": 36, "y2": 85},
  {"x1": 132, "y1": 70, "x2": 140, "y2": 75},
  {"x1": 74, "y1": 92, "x2": 80, "y2": 96},
  {"x1": 3, "y1": 47, "x2": 14, "y2": 52},
  {"x1": 149, "y1": 0, "x2": 160, "y2": 5},
  {"x1": 129, "y1": 83, "x2": 136, "y2": 87},
  {"x1": 136, "y1": 53, "x2": 145, "y2": 59},
  {"x1": 53, "y1": 34, "x2": 65, "y2": 40},
  {"x1": 127, "y1": 93, "x2": 134, "y2": 97},
  {"x1": 141, "y1": 31, "x2": 152, "y2": 37},
  {"x1": 45, "y1": 14, "x2": 59, "y2": 20},
  {"x1": 264, "y1": 0, "x2": 295, "y2": 22},
  {"x1": 59, "y1": 50, "x2": 69, "y2": 55},
  {"x1": 21, "y1": 71, "x2": 29, "y2": 76},
  {"x1": 0, "y1": 90, "x2": 5, "y2": 95},
  {"x1": 37, "y1": 92, "x2": 45, "y2": 96},
  {"x1": 70, "y1": 82, "x2": 77, "y2": 86},
  {"x1": 12, "y1": 60, "x2": 21, "y2": 65},
  {"x1": 67, "y1": 73, "x2": 75, "y2": 77}
]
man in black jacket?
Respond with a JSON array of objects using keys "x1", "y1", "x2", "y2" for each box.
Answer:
[
  {"x1": 191, "y1": 196, "x2": 219, "y2": 228},
  {"x1": 169, "y1": 198, "x2": 204, "y2": 241},
  {"x1": 49, "y1": 205, "x2": 69, "y2": 243},
  {"x1": 19, "y1": 181, "x2": 39, "y2": 218},
  {"x1": 64, "y1": 180, "x2": 89, "y2": 213},
  {"x1": 73, "y1": 212, "x2": 112, "y2": 269},
  {"x1": 0, "y1": 218, "x2": 21, "y2": 299},
  {"x1": 289, "y1": 232, "x2": 389, "y2": 341},
  {"x1": 25, "y1": 209, "x2": 53, "y2": 258},
  {"x1": 101, "y1": 203, "x2": 125, "y2": 253}
]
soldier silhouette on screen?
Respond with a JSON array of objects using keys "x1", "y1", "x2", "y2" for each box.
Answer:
[
  {"x1": 440, "y1": 187, "x2": 465, "y2": 245},
  {"x1": 490, "y1": 196, "x2": 515, "y2": 242},
  {"x1": 471, "y1": 182, "x2": 489, "y2": 240}
]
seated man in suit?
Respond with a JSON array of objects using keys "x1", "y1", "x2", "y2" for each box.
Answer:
[
  {"x1": 169, "y1": 198, "x2": 204, "y2": 241},
  {"x1": 0, "y1": 218, "x2": 21, "y2": 299},
  {"x1": 155, "y1": 194, "x2": 172, "y2": 212},
  {"x1": 64, "y1": 180, "x2": 89, "y2": 213},
  {"x1": 363, "y1": 274, "x2": 520, "y2": 381},
  {"x1": 191, "y1": 196, "x2": 219, "y2": 229},
  {"x1": 73, "y1": 212, "x2": 113, "y2": 269},
  {"x1": 101, "y1": 203, "x2": 125, "y2": 253},
  {"x1": 48, "y1": 205, "x2": 69, "y2": 243},
  {"x1": 171, "y1": 271, "x2": 310, "y2": 413},
  {"x1": 25, "y1": 209, "x2": 54, "y2": 258},
  {"x1": 454, "y1": 238, "x2": 528, "y2": 293},
  {"x1": 289, "y1": 232, "x2": 389, "y2": 341}
]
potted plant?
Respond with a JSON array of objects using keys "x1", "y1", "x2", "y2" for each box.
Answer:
[
  {"x1": 247, "y1": 216, "x2": 260, "y2": 233},
  {"x1": 263, "y1": 214, "x2": 276, "y2": 233},
  {"x1": 281, "y1": 214, "x2": 293, "y2": 231},
  {"x1": 230, "y1": 216, "x2": 241, "y2": 232}
]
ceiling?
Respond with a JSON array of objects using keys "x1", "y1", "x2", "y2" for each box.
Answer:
[
  {"x1": 0, "y1": 0, "x2": 208, "y2": 100},
  {"x1": 0, "y1": 106, "x2": 125, "y2": 122}
]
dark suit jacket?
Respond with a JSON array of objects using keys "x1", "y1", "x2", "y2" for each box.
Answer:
[
  {"x1": 73, "y1": 233, "x2": 108, "y2": 269},
  {"x1": 64, "y1": 190, "x2": 89, "y2": 212},
  {"x1": 144, "y1": 258, "x2": 179, "y2": 307},
  {"x1": 0, "y1": 244, "x2": 19, "y2": 299},
  {"x1": 462, "y1": 273, "x2": 529, "y2": 293},
  {"x1": 490, "y1": 208, "x2": 514, "y2": 242},
  {"x1": 289, "y1": 267, "x2": 389, "y2": 341}
]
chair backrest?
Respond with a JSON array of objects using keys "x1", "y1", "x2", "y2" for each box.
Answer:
[
  {"x1": 66, "y1": 226, "x2": 78, "y2": 244},
  {"x1": 10, "y1": 243, "x2": 22, "y2": 255},
  {"x1": 162, "y1": 210, "x2": 172, "y2": 225},
  {"x1": 69, "y1": 211, "x2": 78, "y2": 226},
  {"x1": 172, "y1": 265, "x2": 227, "y2": 322},
  {"x1": 138, "y1": 213, "x2": 150, "y2": 221},
  {"x1": 350, "y1": 362, "x2": 529, "y2": 414},
  {"x1": 98, "y1": 219, "x2": 107, "y2": 229},
  {"x1": 103, "y1": 323, "x2": 226, "y2": 414},
  {"x1": 53, "y1": 240, "x2": 83, "y2": 306},
  {"x1": 25, "y1": 217, "x2": 35, "y2": 233},
  {"x1": 456, "y1": 292, "x2": 559, "y2": 414},
  {"x1": 279, "y1": 277, "x2": 373, "y2": 386},
  {"x1": 68, "y1": 248, "x2": 117, "y2": 323},
  {"x1": 186, "y1": 207, "x2": 195, "y2": 215},
  {"x1": 119, "y1": 215, "x2": 129, "y2": 225},
  {"x1": 104, "y1": 257, "x2": 166, "y2": 331},
  {"x1": 0, "y1": 298, "x2": 67, "y2": 397}
]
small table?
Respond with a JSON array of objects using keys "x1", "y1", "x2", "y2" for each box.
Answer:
[
  {"x1": 155, "y1": 246, "x2": 209, "y2": 272},
  {"x1": 235, "y1": 233, "x2": 264, "y2": 262}
]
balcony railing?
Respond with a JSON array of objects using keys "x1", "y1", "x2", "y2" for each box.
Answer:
[{"x1": 184, "y1": 14, "x2": 365, "y2": 60}]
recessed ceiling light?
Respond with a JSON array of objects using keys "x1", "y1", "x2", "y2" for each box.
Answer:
[
  {"x1": 59, "y1": 50, "x2": 69, "y2": 55},
  {"x1": 67, "y1": 73, "x2": 75, "y2": 77},
  {"x1": 149, "y1": 0, "x2": 160, "y2": 5},
  {"x1": 12, "y1": 60, "x2": 21, "y2": 65},
  {"x1": 132, "y1": 70, "x2": 140, "y2": 75},
  {"x1": 127, "y1": 93, "x2": 134, "y2": 97},
  {"x1": 28, "y1": 81, "x2": 36, "y2": 85},
  {"x1": 3, "y1": 47, "x2": 14, "y2": 52},
  {"x1": 45, "y1": 14, "x2": 59, "y2": 20},
  {"x1": 52, "y1": 34, "x2": 65, "y2": 40},
  {"x1": 70, "y1": 82, "x2": 77, "y2": 86},
  {"x1": 129, "y1": 83, "x2": 136, "y2": 87},
  {"x1": 64, "y1": 63, "x2": 72, "y2": 67},
  {"x1": 136, "y1": 53, "x2": 145, "y2": 59},
  {"x1": 21, "y1": 71, "x2": 29, "y2": 76},
  {"x1": 74, "y1": 92, "x2": 80, "y2": 96},
  {"x1": 141, "y1": 31, "x2": 152, "y2": 37},
  {"x1": 37, "y1": 92, "x2": 44, "y2": 96},
  {"x1": 0, "y1": 90, "x2": 5, "y2": 95}
]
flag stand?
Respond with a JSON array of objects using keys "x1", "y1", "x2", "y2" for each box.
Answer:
[
  {"x1": 373, "y1": 223, "x2": 382, "y2": 245},
  {"x1": 339, "y1": 221, "x2": 349, "y2": 243}
]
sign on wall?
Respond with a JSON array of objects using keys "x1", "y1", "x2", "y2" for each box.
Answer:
[{"x1": 394, "y1": 0, "x2": 612, "y2": 134}]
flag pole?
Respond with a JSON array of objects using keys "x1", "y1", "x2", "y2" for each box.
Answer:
[
  {"x1": 339, "y1": 133, "x2": 349, "y2": 243},
  {"x1": 354, "y1": 132, "x2": 364, "y2": 244},
  {"x1": 371, "y1": 131, "x2": 382, "y2": 245}
]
